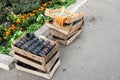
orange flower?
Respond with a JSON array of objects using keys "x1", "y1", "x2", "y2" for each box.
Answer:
[
  {"x1": 5, "y1": 30, "x2": 10, "y2": 36},
  {"x1": 36, "y1": 10, "x2": 38, "y2": 12},
  {"x1": 20, "y1": 15, "x2": 25, "y2": 19},
  {"x1": 16, "y1": 18, "x2": 21, "y2": 24},
  {"x1": 11, "y1": 24, "x2": 15, "y2": 27},
  {"x1": 11, "y1": 24, "x2": 15, "y2": 30},
  {"x1": 18, "y1": 27, "x2": 23, "y2": 31},
  {"x1": 11, "y1": 26, "x2": 15, "y2": 30},
  {"x1": 32, "y1": 10, "x2": 36, "y2": 13},
  {"x1": 41, "y1": 3, "x2": 47, "y2": 7}
]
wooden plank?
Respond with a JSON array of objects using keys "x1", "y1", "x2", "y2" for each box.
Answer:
[
  {"x1": 13, "y1": 53, "x2": 46, "y2": 72},
  {"x1": 46, "y1": 52, "x2": 60, "y2": 72},
  {"x1": 50, "y1": 35, "x2": 67, "y2": 45},
  {"x1": 66, "y1": 29, "x2": 82, "y2": 45},
  {"x1": 11, "y1": 34, "x2": 59, "y2": 65},
  {"x1": 11, "y1": 45, "x2": 45, "y2": 64},
  {"x1": 49, "y1": 60, "x2": 61, "y2": 78},
  {"x1": 45, "y1": 7, "x2": 84, "y2": 24},
  {"x1": 45, "y1": 43, "x2": 59, "y2": 63},
  {"x1": 50, "y1": 25, "x2": 82, "y2": 40},
  {"x1": 46, "y1": 19, "x2": 84, "y2": 36},
  {"x1": 51, "y1": 29, "x2": 82, "y2": 46},
  {"x1": 70, "y1": 20, "x2": 84, "y2": 34},
  {"x1": 53, "y1": 21, "x2": 72, "y2": 32},
  {"x1": 45, "y1": 22, "x2": 69, "y2": 35},
  {"x1": 50, "y1": 29, "x2": 67, "y2": 40},
  {"x1": 15, "y1": 63, "x2": 50, "y2": 79},
  {"x1": 15, "y1": 60, "x2": 61, "y2": 79}
]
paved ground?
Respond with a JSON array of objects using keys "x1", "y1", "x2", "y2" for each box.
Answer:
[{"x1": 0, "y1": 0, "x2": 120, "y2": 80}]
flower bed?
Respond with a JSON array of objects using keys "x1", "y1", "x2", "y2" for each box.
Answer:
[{"x1": 0, "y1": 0, "x2": 75, "y2": 54}]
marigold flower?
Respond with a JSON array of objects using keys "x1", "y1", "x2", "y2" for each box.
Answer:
[
  {"x1": 16, "y1": 19, "x2": 21, "y2": 24},
  {"x1": 18, "y1": 27, "x2": 23, "y2": 31},
  {"x1": 5, "y1": 30, "x2": 10, "y2": 36},
  {"x1": 11, "y1": 27, "x2": 15, "y2": 30},
  {"x1": 32, "y1": 10, "x2": 36, "y2": 13},
  {"x1": 22, "y1": 19, "x2": 25, "y2": 21},
  {"x1": 11, "y1": 24, "x2": 15, "y2": 27},
  {"x1": 11, "y1": 24, "x2": 15, "y2": 30},
  {"x1": 41, "y1": 3, "x2": 47, "y2": 7},
  {"x1": 9, "y1": 28, "x2": 11, "y2": 30},
  {"x1": 20, "y1": 15, "x2": 25, "y2": 19},
  {"x1": 29, "y1": 13, "x2": 34, "y2": 17},
  {"x1": 26, "y1": 17, "x2": 29, "y2": 20},
  {"x1": 36, "y1": 10, "x2": 38, "y2": 12},
  {"x1": 39, "y1": 7, "x2": 45, "y2": 11}
]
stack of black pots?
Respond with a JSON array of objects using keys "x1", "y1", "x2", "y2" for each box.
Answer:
[{"x1": 14, "y1": 33, "x2": 56, "y2": 56}]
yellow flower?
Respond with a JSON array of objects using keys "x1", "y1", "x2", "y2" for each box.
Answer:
[
  {"x1": 39, "y1": 7, "x2": 45, "y2": 11},
  {"x1": 29, "y1": 13, "x2": 34, "y2": 17},
  {"x1": 22, "y1": 19, "x2": 25, "y2": 21},
  {"x1": 26, "y1": 17, "x2": 29, "y2": 20},
  {"x1": 9, "y1": 28, "x2": 11, "y2": 30},
  {"x1": 16, "y1": 18, "x2": 21, "y2": 24}
]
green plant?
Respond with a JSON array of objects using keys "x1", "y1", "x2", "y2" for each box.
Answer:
[
  {"x1": 0, "y1": 0, "x2": 76, "y2": 54},
  {"x1": 7, "y1": 0, "x2": 42, "y2": 14},
  {"x1": 0, "y1": 31, "x2": 24, "y2": 54},
  {"x1": 27, "y1": 23, "x2": 42, "y2": 32}
]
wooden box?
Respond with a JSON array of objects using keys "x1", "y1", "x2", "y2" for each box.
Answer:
[
  {"x1": 15, "y1": 59, "x2": 60, "y2": 79},
  {"x1": 11, "y1": 34, "x2": 61, "y2": 79},
  {"x1": 50, "y1": 28, "x2": 82, "y2": 46},
  {"x1": 46, "y1": 19, "x2": 84, "y2": 35},
  {"x1": 45, "y1": 7, "x2": 84, "y2": 24}
]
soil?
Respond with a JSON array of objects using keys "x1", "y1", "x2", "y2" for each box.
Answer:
[{"x1": 0, "y1": 17, "x2": 7, "y2": 24}]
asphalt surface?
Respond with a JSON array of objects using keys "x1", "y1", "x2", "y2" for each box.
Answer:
[{"x1": 0, "y1": 0, "x2": 120, "y2": 80}]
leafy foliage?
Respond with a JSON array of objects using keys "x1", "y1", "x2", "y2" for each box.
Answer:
[{"x1": 0, "y1": 0, "x2": 76, "y2": 54}]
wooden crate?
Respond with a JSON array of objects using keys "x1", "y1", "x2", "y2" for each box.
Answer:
[
  {"x1": 50, "y1": 29, "x2": 82, "y2": 46},
  {"x1": 15, "y1": 59, "x2": 61, "y2": 79},
  {"x1": 13, "y1": 47, "x2": 59, "y2": 72},
  {"x1": 46, "y1": 19, "x2": 84, "y2": 35},
  {"x1": 11, "y1": 34, "x2": 60, "y2": 72},
  {"x1": 50, "y1": 20, "x2": 84, "y2": 40},
  {"x1": 45, "y1": 7, "x2": 84, "y2": 24}
]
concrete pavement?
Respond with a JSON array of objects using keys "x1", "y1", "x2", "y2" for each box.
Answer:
[{"x1": 0, "y1": 0, "x2": 120, "y2": 80}]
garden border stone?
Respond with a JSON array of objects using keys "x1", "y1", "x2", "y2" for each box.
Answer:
[{"x1": 0, "y1": 54, "x2": 14, "y2": 70}]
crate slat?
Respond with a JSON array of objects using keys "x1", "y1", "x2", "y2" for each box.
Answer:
[
  {"x1": 51, "y1": 29, "x2": 82, "y2": 46},
  {"x1": 15, "y1": 60, "x2": 61, "y2": 79}
]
